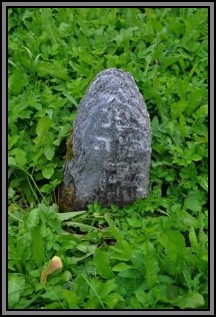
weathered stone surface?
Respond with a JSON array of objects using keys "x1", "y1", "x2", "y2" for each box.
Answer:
[{"x1": 59, "y1": 68, "x2": 152, "y2": 211}]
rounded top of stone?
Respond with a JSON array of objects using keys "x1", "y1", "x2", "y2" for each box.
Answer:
[
  {"x1": 95, "y1": 67, "x2": 135, "y2": 80},
  {"x1": 98, "y1": 67, "x2": 130, "y2": 74},
  {"x1": 87, "y1": 67, "x2": 138, "y2": 95}
]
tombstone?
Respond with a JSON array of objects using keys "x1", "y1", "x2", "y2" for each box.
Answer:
[{"x1": 59, "y1": 68, "x2": 152, "y2": 211}]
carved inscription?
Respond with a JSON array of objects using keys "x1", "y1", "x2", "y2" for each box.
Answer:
[{"x1": 60, "y1": 68, "x2": 152, "y2": 210}]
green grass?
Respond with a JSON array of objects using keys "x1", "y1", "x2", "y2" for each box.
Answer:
[{"x1": 8, "y1": 8, "x2": 208, "y2": 309}]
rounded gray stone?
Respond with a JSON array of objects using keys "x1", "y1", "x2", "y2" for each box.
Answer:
[{"x1": 60, "y1": 68, "x2": 152, "y2": 211}]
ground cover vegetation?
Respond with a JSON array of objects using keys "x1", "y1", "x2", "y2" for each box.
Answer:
[{"x1": 8, "y1": 7, "x2": 208, "y2": 309}]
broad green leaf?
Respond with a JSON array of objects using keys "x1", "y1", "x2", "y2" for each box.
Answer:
[
  {"x1": 31, "y1": 227, "x2": 45, "y2": 267},
  {"x1": 99, "y1": 279, "x2": 116, "y2": 298},
  {"x1": 161, "y1": 56, "x2": 182, "y2": 68},
  {"x1": 135, "y1": 287, "x2": 160, "y2": 308},
  {"x1": 8, "y1": 274, "x2": 26, "y2": 308},
  {"x1": 41, "y1": 285, "x2": 63, "y2": 301},
  {"x1": 9, "y1": 70, "x2": 28, "y2": 96},
  {"x1": 29, "y1": 269, "x2": 41, "y2": 278},
  {"x1": 40, "y1": 9, "x2": 60, "y2": 45},
  {"x1": 131, "y1": 250, "x2": 145, "y2": 272},
  {"x1": 34, "y1": 117, "x2": 52, "y2": 149},
  {"x1": 37, "y1": 61, "x2": 70, "y2": 80},
  {"x1": 130, "y1": 296, "x2": 143, "y2": 309},
  {"x1": 44, "y1": 302, "x2": 61, "y2": 309},
  {"x1": 61, "y1": 270, "x2": 72, "y2": 283},
  {"x1": 11, "y1": 296, "x2": 40, "y2": 309},
  {"x1": 103, "y1": 293, "x2": 124, "y2": 309},
  {"x1": 8, "y1": 156, "x2": 16, "y2": 165},
  {"x1": 197, "y1": 175, "x2": 208, "y2": 191},
  {"x1": 105, "y1": 216, "x2": 132, "y2": 261},
  {"x1": 201, "y1": 254, "x2": 208, "y2": 262},
  {"x1": 63, "y1": 93, "x2": 78, "y2": 107},
  {"x1": 25, "y1": 208, "x2": 40, "y2": 228},
  {"x1": 63, "y1": 290, "x2": 80, "y2": 309},
  {"x1": 65, "y1": 221, "x2": 99, "y2": 232},
  {"x1": 42, "y1": 166, "x2": 54, "y2": 179},
  {"x1": 186, "y1": 88, "x2": 206, "y2": 115},
  {"x1": 195, "y1": 104, "x2": 208, "y2": 118},
  {"x1": 143, "y1": 240, "x2": 159, "y2": 289},
  {"x1": 8, "y1": 135, "x2": 18, "y2": 150},
  {"x1": 84, "y1": 278, "x2": 113, "y2": 308},
  {"x1": 112, "y1": 262, "x2": 130, "y2": 272},
  {"x1": 13, "y1": 148, "x2": 27, "y2": 166},
  {"x1": 44, "y1": 146, "x2": 55, "y2": 161},
  {"x1": 170, "y1": 100, "x2": 187, "y2": 120},
  {"x1": 40, "y1": 184, "x2": 54, "y2": 193},
  {"x1": 8, "y1": 187, "x2": 15, "y2": 199},
  {"x1": 73, "y1": 275, "x2": 90, "y2": 301},
  {"x1": 118, "y1": 268, "x2": 140, "y2": 279},
  {"x1": 93, "y1": 249, "x2": 113, "y2": 279},
  {"x1": 16, "y1": 233, "x2": 31, "y2": 261},
  {"x1": 104, "y1": 216, "x2": 124, "y2": 244},
  {"x1": 57, "y1": 210, "x2": 86, "y2": 221},
  {"x1": 189, "y1": 226, "x2": 199, "y2": 253},
  {"x1": 84, "y1": 296, "x2": 102, "y2": 309},
  {"x1": 165, "y1": 230, "x2": 186, "y2": 276},
  {"x1": 174, "y1": 291, "x2": 205, "y2": 309},
  {"x1": 135, "y1": 290, "x2": 147, "y2": 305},
  {"x1": 77, "y1": 244, "x2": 97, "y2": 254},
  {"x1": 184, "y1": 191, "x2": 205, "y2": 212},
  {"x1": 111, "y1": 240, "x2": 132, "y2": 261},
  {"x1": 167, "y1": 284, "x2": 180, "y2": 300}
]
